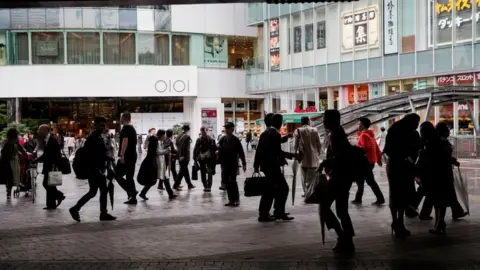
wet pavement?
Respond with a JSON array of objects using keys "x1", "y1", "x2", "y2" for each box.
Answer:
[{"x1": 1, "y1": 151, "x2": 480, "y2": 269}]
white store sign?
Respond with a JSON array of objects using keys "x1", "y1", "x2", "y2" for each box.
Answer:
[
  {"x1": 383, "y1": 0, "x2": 398, "y2": 55},
  {"x1": 341, "y1": 6, "x2": 380, "y2": 52},
  {"x1": 0, "y1": 65, "x2": 198, "y2": 98}
]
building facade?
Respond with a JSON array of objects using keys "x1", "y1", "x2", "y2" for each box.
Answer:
[
  {"x1": 245, "y1": 0, "x2": 480, "y2": 135},
  {"x1": 0, "y1": 4, "x2": 263, "y2": 139}
]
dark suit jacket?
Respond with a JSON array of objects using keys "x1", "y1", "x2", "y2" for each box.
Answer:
[
  {"x1": 254, "y1": 128, "x2": 293, "y2": 174},
  {"x1": 38, "y1": 136, "x2": 61, "y2": 175}
]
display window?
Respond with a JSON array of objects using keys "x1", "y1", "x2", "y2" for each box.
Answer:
[
  {"x1": 346, "y1": 84, "x2": 369, "y2": 105},
  {"x1": 385, "y1": 80, "x2": 401, "y2": 96}
]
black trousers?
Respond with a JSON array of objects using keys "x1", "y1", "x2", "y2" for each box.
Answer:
[
  {"x1": 354, "y1": 163, "x2": 384, "y2": 202},
  {"x1": 169, "y1": 158, "x2": 178, "y2": 183},
  {"x1": 259, "y1": 169, "x2": 289, "y2": 218},
  {"x1": 42, "y1": 173, "x2": 64, "y2": 209},
  {"x1": 325, "y1": 182, "x2": 355, "y2": 238},
  {"x1": 143, "y1": 179, "x2": 175, "y2": 197},
  {"x1": 222, "y1": 166, "x2": 239, "y2": 202},
  {"x1": 174, "y1": 160, "x2": 193, "y2": 189},
  {"x1": 414, "y1": 185, "x2": 465, "y2": 217},
  {"x1": 199, "y1": 160, "x2": 213, "y2": 189},
  {"x1": 74, "y1": 171, "x2": 108, "y2": 214},
  {"x1": 115, "y1": 157, "x2": 137, "y2": 198}
]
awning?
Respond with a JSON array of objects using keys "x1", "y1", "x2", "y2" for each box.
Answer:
[{"x1": 255, "y1": 112, "x2": 323, "y2": 125}]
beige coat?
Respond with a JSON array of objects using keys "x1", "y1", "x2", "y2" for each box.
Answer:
[
  {"x1": 294, "y1": 125, "x2": 322, "y2": 169},
  {"x1": 156, "y1": 140, "x2": 169, "y2": 180}
]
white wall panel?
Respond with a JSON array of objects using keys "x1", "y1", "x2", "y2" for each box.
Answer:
[
  {"x1": 197, "y1": 68, "x2": 257, "y2": 98},
  {"x1": 171, "y1": 4, "x2": 257, "y2": 37},
  {"x1": 137, "y1": 9, "x2": 154, "y2": 31}
]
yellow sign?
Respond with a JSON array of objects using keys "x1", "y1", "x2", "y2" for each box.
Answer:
[{"x1": 436, "y1": 0, "x2": 480, "y2": 14}]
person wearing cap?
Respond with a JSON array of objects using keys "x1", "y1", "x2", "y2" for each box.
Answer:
[
  {"x1": 173, "y1": 125, "x2": 195, "y2": 190},
  {"x1": 351, "y1": 117, "x2": 385, "y2": 206},
  {"x1": 217, "y1": 122, "x2": 246, "y2": 207}
]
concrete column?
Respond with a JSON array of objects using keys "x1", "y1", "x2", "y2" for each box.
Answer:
[
  {"x1": 338, "y1": 87, "x2": 345, "y2": 109},
  {"x1": 353, "y1": 84, "x2": 358, "y2": 104},
  {"x1": 15, "y1": 98, "x2": 20, "y2": 123},
  {"x1": 327, "y1": 88, "x2": 334, "y2": 109},
  {"x1": 453, "y1": 102, "x2": 459, "y2": 136}
]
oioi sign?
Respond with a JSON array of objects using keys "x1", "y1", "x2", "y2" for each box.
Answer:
[{"x1": 154, "y1": 79, "x2": 191, "y2": 93}]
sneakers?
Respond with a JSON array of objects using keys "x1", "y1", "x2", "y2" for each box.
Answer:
[{"x1": 100, "y1": 213, "x2": 117, "y2": 221}]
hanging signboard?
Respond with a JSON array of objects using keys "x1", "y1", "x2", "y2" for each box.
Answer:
[{"x1": 383, "y1": 0, "x2": 398, "y2": 54}]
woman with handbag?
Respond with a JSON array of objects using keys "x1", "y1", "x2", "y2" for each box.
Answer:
[{"x1": 0, "y1": 128, "x2": 25, "y2": 199}]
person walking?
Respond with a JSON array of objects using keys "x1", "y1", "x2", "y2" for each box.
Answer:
[
  {"x1": 193, "y1": 127, "x2": 217, "y2": 192},
  {"x1": 158, "y1": 129, "x2": 178, "y2": 190},
  {"x1": 116, "y1": 112, "x2": 139, "y2": 205},
  {"x1": 318, "y1": 109, "x2": 356, "y2": 253},
  {"x1": 36, "y1": 125, "x2": 65, "y2": 210},
  {"x1": 254, "y1": 114, "x2": 294, "y2": 222},
  {"x1": 383, "y1": 113, "x2": 420, "y2": 238},
  {"x1": 352, "y1": 117, "x2": 385, "y2": 205},
  {"x1": 173, "y1": 125, "x2": 195, "y2": 190},
  {"x1": 66, "y1": 135, "x2": 75, "y2": 156},
  {"x1": 69, "y1": 117, "x2": 116, "y2": 222},
  {"x1": 217, "y1": 122, "x2": 246, "y2": 206},
  {"x1": 24, "y1": 130, "x2": 37, "y2": 154},
  {"x1": 294, "y1": 116, "x2": 322, "y2": 196},
  {"x1": 246, "y1": 130, "x2": 252, "y2": 151},
  {"x1": 154, "y1": 130, "x2": 177, "y2": 199},
  {"x1": 0, "y1": 128, "x2": 25, "y2": 199},
  {"x1": 138, "y1": 135, "x2": 161, "y2": 200},
  {"x1": 143, "y1": 128, "x2": 156, "y2": 153},
  {"x1": 74, "y1": 134, "x2": 86, "y2": 151},
  {"x1": 137, "y1": 134, "x2": 143, "y2": 155}
]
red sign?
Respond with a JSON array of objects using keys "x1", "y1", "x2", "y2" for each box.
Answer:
[
  {"x1": 201, "y1": 109, "x2": 216, "y2": 118},
  {"x1": 456, "y1": 73, "x2": 475, "y2": 84},
  {"x1": 347, "y1": 84, "x2": 369, "y2": 104},
  {"x1": 436, "y1": 75, "x2": 454, "y2": 85},
  {"x1": 437, "y1": 73, "x2": 480, "y2": 85}
]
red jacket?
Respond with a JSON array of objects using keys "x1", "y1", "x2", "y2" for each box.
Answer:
[{"x1": 357, "y1": 130, "x2": 382, "y2": 165}]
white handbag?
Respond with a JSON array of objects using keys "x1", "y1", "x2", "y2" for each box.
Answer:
[{"x1": 48, "y1": 170, "x2": 63, "y2": 186}]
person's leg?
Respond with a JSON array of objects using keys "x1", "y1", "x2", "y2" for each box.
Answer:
[
  {"x1": 43, "y1": 173, "x2": 57, "y2": 209},
  {"x1": 199, "y1": 161, "x2": 208, "y2": 189},
  {"x1": 335, "y1": 190, "x2": 355, "y2": 238},
  {"x1": 170, "y1": 158, "x2": 178, "y2": 182},
  {"x1": 365, "y1": 164, "x2": 385, "y2": 203},
  {"x1": 98, "y1": 177, "x2": 109, "y2": 215},
  {"x1": 71, "y1": 178, "x2": 98, "y2": 212},
  {"x1": 273, "y1": 174, "x2": 290, "y2": 219},
  {"x1": 181, "y1": 160, "x2": 194, "y2": 188},
  {"x1": 173, "y1": 163, "x2": 185, "y2": 189},
  {"x1": 353, "y1": 178, "x2": 365, "y2": 203},
  {"x1": 419, "y1": 194, "x2": 434, "y2": 219},
  {"x1": 163, "y1": 179, "x2": 176, "y2": 198},
  {"x1": 258, "y1": 172, "x2": 275, "y2": 219},
  {"x1": 300, "y1": 168, "x2": 307, "y2": 194},
  {"x1": 225, "y1": 170, "x2": 235, "y2": 204},
  {"x1": 126, "y1": 158, "x2": 137, "y2": 198},
  {"x1": 139, "y1": 184, "x2": 152, "y2": 200},
  {"x1": 207, "y1": 165, "x2": 213, "y2": 190}
]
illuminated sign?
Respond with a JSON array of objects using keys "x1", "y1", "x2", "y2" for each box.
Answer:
[{"x1": 436, "y1": 0, "x2": 480, "y2": 15}]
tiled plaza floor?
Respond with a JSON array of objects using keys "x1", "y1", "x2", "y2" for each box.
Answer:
[{"x1": 1, "y1": 151, "x2": 480, "y2": 269}]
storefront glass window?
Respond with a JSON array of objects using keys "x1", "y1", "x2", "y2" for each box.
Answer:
[
  {"x1": 227, "y1": 36, "x2": 256, "y2": 69},
  {"x1": 272, "y1": 93, "x2": 281, "y2": 113},
  {"x1": 103, "y1": 32, "x2": 136, "y2": 64},
  {"x1": 9, "y1": 32, "x2": 29, "y2": 65},
  {"x1": 456, "y1": 76, "x2": 474, "y2": 134},
  {"x1": 138, "y1": 33, "x2": 169, "y2": 65},
  {"x1": 432, "y1": 0, "x2": 452, "y2": 45},
  {"x1": 306, "y1": 89, "x2": 317, "y2": 112},
  {"x1": 32, "y1": 32, "x2": 65, "y2": 64},
  {"x1": 293, "y1": 90, "x2": 304, "y2": 112},
  {"x1": 67, "y1": 32, "x2": 101, "y2": 64},
  {"x1": 319, "y1": 89, "x2": 327, "y2": 112},
  {"x1": 400, "y1": 0, "x2": 415, "y2": 53},
  {"x1": 172, "y1": 35, "x2": 190, "y2": 65},
  {"x1": 385, "y1": 80, "x2": 401, "y2": 95}
]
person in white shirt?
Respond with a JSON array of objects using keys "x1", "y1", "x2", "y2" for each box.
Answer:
[{"x1": 376, "y1": 127, "x2": 387, "y2": 152}]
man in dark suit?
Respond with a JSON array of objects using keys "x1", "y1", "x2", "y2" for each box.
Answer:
[
  {"x1": 254, "y1": 114, "x2": 294, "y2": 222},
  {"x1": 36, "y1": 125, "x2": 65, "y2": 210}
]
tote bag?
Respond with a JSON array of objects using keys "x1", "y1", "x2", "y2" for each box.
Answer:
[{"x1": 48, "y1": 170, "x2": 63, "y2": 186}]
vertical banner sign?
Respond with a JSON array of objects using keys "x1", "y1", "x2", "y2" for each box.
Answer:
[
  {"x1": 384, "y1": 0, "x2": 398, "y2": 54},
  {"x1": 201, "y1": 108, "x2": 218, "y2": 139},
  {"x1": 269, "y1": 18, "x2": 280, "y2": 71}
]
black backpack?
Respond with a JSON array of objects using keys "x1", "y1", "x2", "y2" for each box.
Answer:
[{"x1": 72, "y1": 147, "x2": 89, "y2": 180}]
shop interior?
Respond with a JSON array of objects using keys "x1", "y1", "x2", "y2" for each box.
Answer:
[
  {"x1": 227, "y1": 36, "x2": 256, "y2": 69},
  {"x1": 223, "y1": 98, "x2": 263, "y2": 136}
]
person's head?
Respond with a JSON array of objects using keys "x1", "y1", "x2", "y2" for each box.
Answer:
[
  {"x1": 272, "y1": 114, "x2": 283, "y2": 130},
  {"x1": 166, "y1": 129, "x2": 173, "y2": 138},
  {"x1": 402, "y1": 113, "x2": 420, "y2": 131},
  {"x1": 420, "y1": 121, "x2": 436, "y2": 142},
  {"x1": 301, "y1": 116, "x2": 310, "y2": 126},
  {"x1": 323, "y1": 109, "x2": 341, "y2": 132},
  {"x1": 27, "y1": 130, "x2": 34, "y2": 140},
  {"x1": 358, "y1": 117, "x2": 371, "y2": 132},
  {"x1": 121, "y1": 112, "x2": 131, "y2": 125},
  {"x1": 148, "y1": 128, "x2": 156, "y2": 136},
  {"x1": 37, "y1": 124, "x2": 50, "y2": 138},
  {"x1": 436, "y1": 121, "x2": 450, "y2": 139},
  {"x1": 222, "y1": 130, "x2": 225, "y2": 134},
  {"x1": 157, "y1": 129, "x2": 166, "y2": 141},
  {"x1": 264, "y1": 113, "x2": 274, "y2": 128},
  {"x1": 182, "y1": 124, "x2": 190, "y2": 134},
  {"x1": 223, "y1": 122, "x2": 235, "y2": 136},
  {"x1": 200, "y1": 126, "x2": 207, "y2": 137},
  {"x1": 6, "y1": 128, "x2": 19, "y2": 142},
  {"x1": 94, "y1": 117, "x2": 107, "y2": 133},
  {"x1": 380, "y1": 127, "x2": 386, "y2": 132}
]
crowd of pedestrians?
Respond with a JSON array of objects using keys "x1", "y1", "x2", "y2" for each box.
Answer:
[{"x1": 0, "y1": 109, "x2": 470, "y2": 254}]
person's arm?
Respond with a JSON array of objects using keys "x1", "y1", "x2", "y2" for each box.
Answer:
[
  {"x1": 253, "y1": 134, "x2": 264, "y2": 171},
  {"x1": 237, "y1": 138, "x2": 247, "y2": 169},
  {"x1": 294, "y1": 129, "x2": 300, "y2": 154},
  {"x1": 314, "y1": 131, "x2": 322, "y2": 156},
  {"x1": 193, "y1": 138, "x2": 200, "y2": 160},
  {"x1": 156, "y1": 143, "x2": 168, "y2": 156}
]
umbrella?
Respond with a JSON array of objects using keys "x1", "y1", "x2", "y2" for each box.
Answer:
[
  {"x1": 106, "y1": 164, "x2": 115, "y2": 210},
  {"x1": 454, "y1": 167, "x2": 470, "y2": 214},
  {"x1": 291, "y1": 160, "x2": 299, "y2": 206}
]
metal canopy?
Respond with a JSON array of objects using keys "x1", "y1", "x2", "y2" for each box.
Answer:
[{"x1": 312, "y1": 86, "x2": 480, "y2": 137}]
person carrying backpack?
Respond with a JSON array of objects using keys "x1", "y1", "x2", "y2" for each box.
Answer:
[{"x1": 69, "y1": 117, "x2": 116, "y2": 222}]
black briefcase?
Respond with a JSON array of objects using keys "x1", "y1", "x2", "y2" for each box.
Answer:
[{"x1": 244, "y1": 173, "x2": 267, "y2": 197}]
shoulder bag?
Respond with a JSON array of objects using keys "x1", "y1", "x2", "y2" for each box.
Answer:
[{"x1": 48, "y1": 166, "x2": 63, "y2": 186}]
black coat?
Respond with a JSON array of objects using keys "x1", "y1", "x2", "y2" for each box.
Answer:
[
  {"x1": 137, "y1": 137, "x2": 159, "y2": 186},
  {"x1": 254, "y1": 128, "x2": 293, "y2": 174},
  {"x1": 37, "y1": 136, "x2": 61, "y2": 175}
]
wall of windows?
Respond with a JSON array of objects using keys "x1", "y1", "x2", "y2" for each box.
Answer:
[
  {"x1": 138, "y1": 33, "x2": 169, "y2": 65},
  {"x1": 67, "y1": 32, "x2": 101, "y2": 64}
]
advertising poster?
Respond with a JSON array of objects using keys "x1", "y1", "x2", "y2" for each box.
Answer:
[
  {"x1": 269, "y1": 18, "x2": 280, "y2": 71},
  {"x1": 201, "y1": 108, "x2": 218, "y2": 138},
  {"x1": 204, "y1": 35, "x2": 228, "y2": 68},
  {"x1": 341, "y1": 7, "x2": 379, "y2": 51}
]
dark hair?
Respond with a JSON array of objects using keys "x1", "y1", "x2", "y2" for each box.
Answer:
[
  {"x1": 148, "y1": 128, "x2": 155, "y2": 133},
  {"x1": 323, "y1": 109, "x2": 341, "y2": 130},
  {"x1": 182, "y1": 125, "x2": 190, "y2": 131},
  {"x1": 166, "y1": 129, "x2": 173, "y2": 138},
  {"x1": 358, "y1": 117, "x2": 371, "y2": 129},
  {"x1": 272, "y1": 114, "x2": 283, "y2": 129},
  {"x1": 403, "y1": 113, "x2": 420, "y2": 130},
  {"x1": 301, "y1": 116, "x2": 310, "y2": 125},
  {"x1": 122, "y1": 112, "x2": 131, "y2": 121},
  {"x1": 435, "y1": 121, "x2": 450, "y2": 138},
  {"x1": 157, "y1": 129, "x2": 166, "y2": 137},
  {"x1": 28, "y1": 130, "x2": 34, "y2": 136},
  {"x1": 94, "y1": 117, "x2": 106, "y2": 124},
  {"x1": 6, "y1": 128, "x2": 18, "y2": 141},
  {"x1": 380, "y1": 127, "x2": 386, "y2": 132},
  {"x1": 264, "y1": 113, "x2": 274, "y2": 127},
  {"x1": 200, "y1": 126, "x2": 206, "y2": 132},
  {"x1": 420, "y1": 121, "x2": 437, "y2": 142}
]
